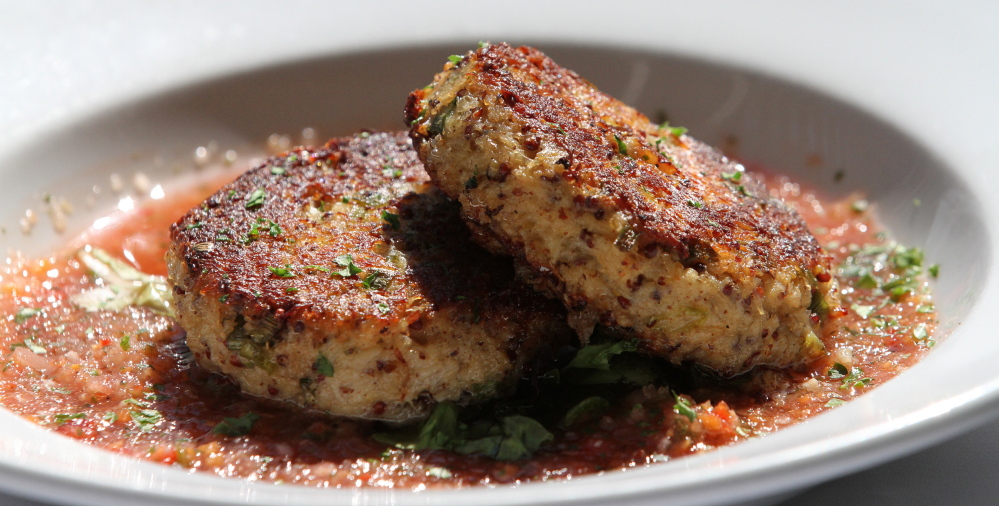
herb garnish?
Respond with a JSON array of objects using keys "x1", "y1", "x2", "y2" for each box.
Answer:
[
  {"x1": 212, "y1": 412, "x2": 260, "y2": 437},
  {"x1": 245, "y1": 189, "x2": 267, "y2": 209},
  {"x1": 14, "y1": 307, "x2": 41, "y2": 324},
  {"x1": 613, "y1": 134, "x2": 628, "y2": 155},
  {"x1": 268, "y1": 265, "x2": 296, "y2": 278},
  {"x1": 333, "y1": 255, "x2": 362, "y2": 277},
  {"x1": 381, "y1": 210, "x2": 401, "y2": 230},
  {"x1": 314, "y1": 353, "x2": 334, "y2": 377}
]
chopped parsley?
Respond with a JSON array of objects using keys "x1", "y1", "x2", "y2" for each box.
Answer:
[
  {"x1": 14, "y1": 307, "x2": 41, "y2": 324},
  {"x1": 119, "y1": 334, "x2": 130, "y2": 351},
  {"x1": 465, "y1": 175, "x2": 478, "y2": 190},
  {"x1": 613, "y1": 134, "x2": 628, "y2": 155},
  {"x1": 828, "y1": 363, "x2": 872, "y2": 389},
  {"x1": 447, "y1": 54, "x2": 463, "y2": 65},
  {"x1": 721, "y1": 171, "x2": 743, "y2": 182},
  {"x1": 374, "y1": 402, "x2": 553, "y2": 461},
  {"x1": 212, "y1": 412, "x2": 260, "y2": 437},
  {"x1": 673, "y1": 393, "x2": 697, "y2": 422},
  {"x1": 268, "y1": 265, "x2": 296, "y2": 278},
  {"x1": 333, "y1": 255, "x2": 362, "y2": 277},
  {"x1": 686, "y1": 200, "x2": 703, "y2": 209},
  {"x1": 245, "y1": 189, "x2": 267, "y2": 209},
  {"x1": 362, "y1": 271, "x2": 390, "y2": 290},
  {"x1": 314, "y1": 353, "x2": 335, "y2": 377},
  {"x1": 851, "y1": 304, "x2": 875, "y2": 319},
  {"x1": 825, "y1": 398, "x2": 847, "y2": 408},
  {"x1": 130, "y1": 408, "x2": 163, "y2": 432},
  {"x1": 51, "y1": 413, "x2": 85, "y2": 425},
  {"x1": 659, "y1": 121, "x2": 688, "y2": 137},
  {"x1": 381, "y1": 210, "x2": 401, "y2": 230}
]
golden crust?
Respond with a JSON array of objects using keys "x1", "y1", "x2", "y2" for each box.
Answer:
[
  {"x1": 408, "y1": 44, "x2": 836, "y2": 376},
  {"x1": 168, "y1": 132, "x2": 572, "y2": 422}
]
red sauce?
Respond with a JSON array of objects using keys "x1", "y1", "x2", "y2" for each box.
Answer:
[{"x1": 0, "y1": 163, "x2": 936, "y2": 487}]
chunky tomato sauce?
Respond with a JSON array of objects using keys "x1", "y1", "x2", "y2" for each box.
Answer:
[{"x1": 0, "y1": 159, "x2": 936, "y2": 487}]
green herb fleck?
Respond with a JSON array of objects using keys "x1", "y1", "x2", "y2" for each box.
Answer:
[
  {"x1": 14, "y1": 307, "x2": 41, "y2": 324},
  {"x1": 850, "y1": 199, "x2": 869, "y2": 213},
  {"x1": 929, "y1": 264, "x2": 940, "y2": 278},
  {"x1": 268, "y1": 265, "x2": 296, "y2": 278},
  {"x1": 314, "y1": 353, "x2": 335, "y2": 377},
  {"x1": 613, "y1": 135, "x2": 628, "y2": 155},
  {"x1": 427, "y1": 467, "x2": 453, "y2": 479},
  {"x1": 270, "y1": 166, "x2": 287, "y2": 176},
  {"x1": 721, "y1": 171, "x2": 743, "y2": 182},
  {"x1": 381, "y1": 210, "x2": 401, "y2": 230},
  {"x1": 130, "y1": 408, "x2": 163, "y2": 432},
  {"x1": 212, "y1": 412, "x2": 260, "y2": 437},
  {"x1": 673, "y1": 393, "x2": 697, "y2": 422},
  {"x1": 23, "y1": 338, "x2": 46, "y2": 355},
  {"x1": 362, "y1": 271, "x2": 390, "y2": 290},
  {"x1": 659, "y1": 121, "x2": 688, "y2": 137},
  {"x1": 912, "y1": 323, "x2": 929, "y2": 340},
  {"x1": 51, "y1": 413, "x2": 85, "y2": 425},
  {"x1": 245, "y1": 189, "x2": 267, "y2": 209},
  {"x1": 686, "y1": 200, "x2": 703, "y2": 209},
  {"x1": 119, "y1": 334, "x2": 130, "y2": 351},
  {"x1": 465, "y1": 175, "x2": 478, "y2": 190},
  {"x1": 333, "y1": 255, "x2": 362, "y2": 277},
  {"x1": 828, "y1": 362, "x2": 849, "y2": 379},
  {"x1": 102, "y1": 412, "x2": 118, "y2": 423},
  {"x1": 825, "y1": 398, "x2": 847, "y2": 408},
  {"x1": 851, "y1": 304, "x2": 875, "y2": 319},
  {"x1": 447, "y1": 54, "x2": 463, "y2": 65}
]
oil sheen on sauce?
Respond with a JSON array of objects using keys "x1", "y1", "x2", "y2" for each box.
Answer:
[{"x1": 0, "y1": 159, "x2": 937, "y2": 487}]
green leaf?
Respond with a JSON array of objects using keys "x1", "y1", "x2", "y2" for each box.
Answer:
[
  {"x1": 561, "y1": 396, "x2": 610, "y2": 427},
  {"x1": 245, "y1": 189, "x2": 267, "y2": 209},
  {"x1": 130, "y1": 408, "x2": 163, "y2": 432},
  {"x1": 825, "y1": 398, "x2": 847, "y2": 408},
  {"x1": 855, "y1": 272, "x2": 879, "y2": 290},
  {"x1": 268, "y1": 265, "x2": 296, "y2": 278},
  {"x1": 686, "y1": 200, "x2": 703, "y2": 209},
  {"x1": 448, "y1": 54, "x2": 463, "y2": 65},
  {"x1": 613, "y1": 134, "x2": 628, "y2": 155},
  {"x1": 851, "y1": 304, "x2": 875, "y2": 319},
  {"x1": 828, "y1": 362, "x2": 849, "y2": 379},
  {"x1": 71, "y1": 248, "x2": 174, "y2": 318},
  {"x1": 22, "y1": 338, "x2": 46, "y2": 355},
  {"x1": 51, "y1": 413, "x2": 85, "y2": 425},
  {"x1": 119, "y1": 334, "x2": 130, "y2": 351},
  {"x1": 721, "y1": 171, "x2": 743, "y2": 182},
  {"x1": 673, "y1": 393, "x2": 697, "y2": 422},
  {"x1": 362, "y1": 271, "x2": 390, "y2": 290},
  {"x1": 912, "y1": 323, "x2": 929, "y2": 340},
  {"x1": 314, "y1": 353, "x2": 334, "y2": 377},
  {"x1": 381, "y1": 210, "x2": 401, "y2": 230},
  {"x1": 14, "y1": 307, "x2": 41, "y2": 324},
  {"x1": 212, "y1": 412, "x2": 260, "y2": 437},
  {"x1": 929, "y1": 264, "x2": 940, "y2": 278},
  {"x1": 333, "y1": 254, "x2": 362, "y2": 277},
  {"x1": 565, "y1": 340, "x2": 638, "y2": 371},
  {"x1": 891, "y1": 246, "x2": 924, "y2": 270}
]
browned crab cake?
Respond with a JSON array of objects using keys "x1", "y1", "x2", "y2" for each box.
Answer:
[
  {"x1": 407, "y1": 44, "x2": 839, "y2": 377},
  {"x1": 166, "y1": 131, "x2": 572, "y2": 422}
]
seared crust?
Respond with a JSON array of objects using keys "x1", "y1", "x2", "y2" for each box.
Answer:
[
  {"x1": 407, "y1": 44, "x2": 836, "y2": 376},
  {"x1": 167, "y1": 132, "x2": 572, "y2": 422}
]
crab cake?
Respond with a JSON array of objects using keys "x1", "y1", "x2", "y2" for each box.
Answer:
[
  {"x1": 166, "y1": 132, "x2": 572, "y2": 423},
  {"x1": 407, "y1": 44, "x2": 838, "y2": 377}
]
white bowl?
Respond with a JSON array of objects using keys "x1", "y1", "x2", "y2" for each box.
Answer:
[{"x1": 2, "y1": 3, "x2": 998, "y2": 505}]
